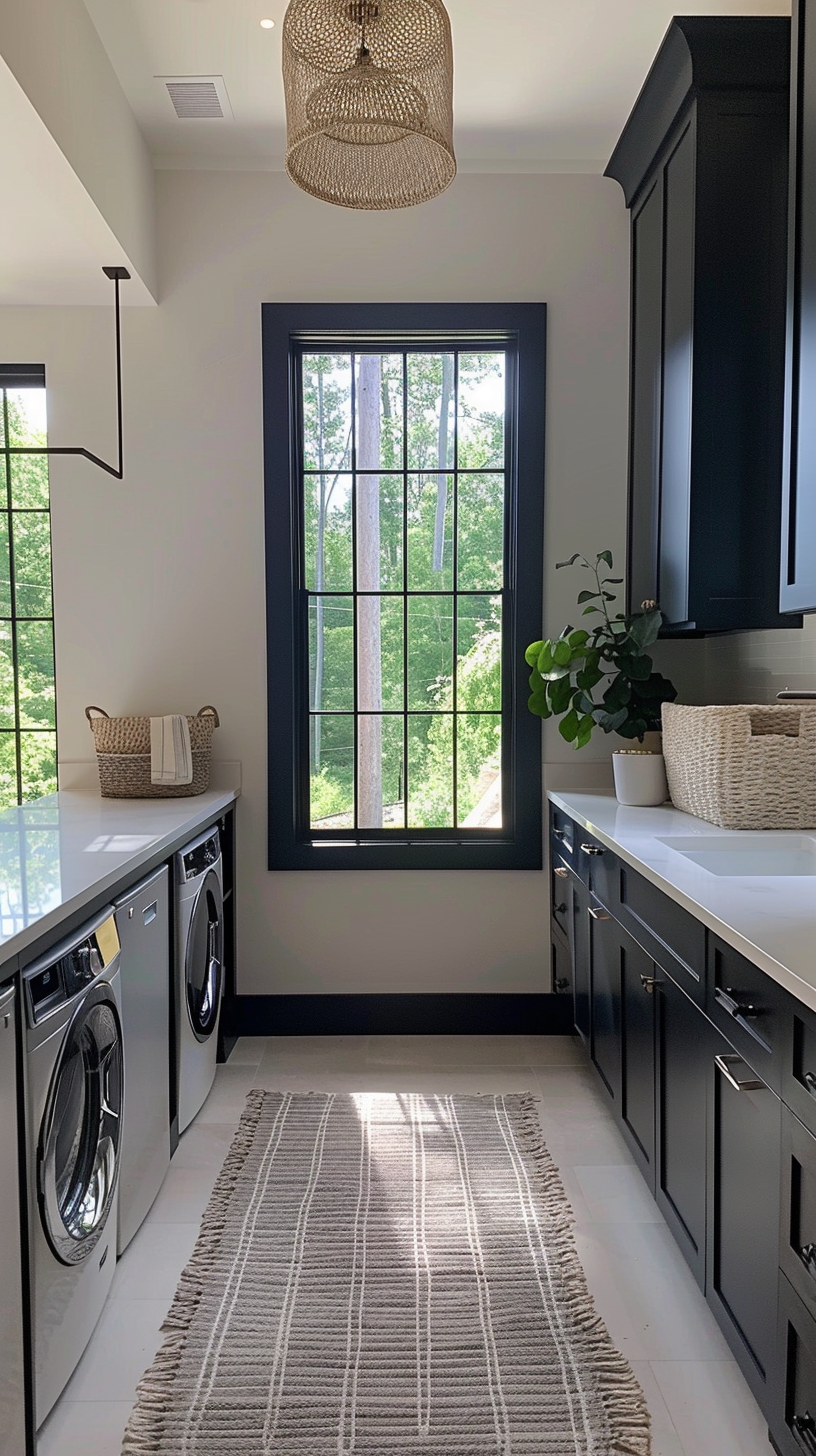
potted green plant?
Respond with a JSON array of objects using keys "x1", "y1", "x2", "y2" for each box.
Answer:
[{"x1": 525, "y1": 550, "x2": 678, "y2": 804}]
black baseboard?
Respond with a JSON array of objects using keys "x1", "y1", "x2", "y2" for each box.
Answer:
[{"x1": 222, "y1": 992, "x2": 574, "y2": 1038}]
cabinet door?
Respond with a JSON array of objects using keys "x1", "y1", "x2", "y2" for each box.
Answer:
[
  {"x1": 589, "y1": 901, "x2": 621, "y2": 1104},
  {"x1": 782, "y1": 0, "x2": 816, "y2": 612},
  {"x1": 620, "y1": 939, "x2": 657, "y2": 1189},
  {"x1": 655, "y1": 969, "x2": 711, "y2": 1287},
  {"x1": 707, "y1": 1041, "x2": 782, "y2": 1416},
  {"x1": 628, "y1": 173, "x2": 664, "y2": 614},
  {"x1": 570, "y1": 873, "x2": 591, "y2": 1044},
  {"x1": 659, "y1": 116, "x2": 696, "y2": 629}
]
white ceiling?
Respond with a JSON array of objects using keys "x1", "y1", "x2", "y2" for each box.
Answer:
[{"x1": 82, "y1": 0, "x2": 791, "y2": 171}]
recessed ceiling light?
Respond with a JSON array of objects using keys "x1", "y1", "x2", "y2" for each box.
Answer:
[{"x1": 260, "y1": 17, "x2": 275, "y2": 27}]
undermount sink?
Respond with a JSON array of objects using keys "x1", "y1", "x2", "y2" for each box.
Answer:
[{"x1": 658, "y1": 834, "x2": 816, "y2": 877}]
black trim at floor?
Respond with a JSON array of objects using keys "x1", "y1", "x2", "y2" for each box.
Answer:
[{"x1": 222, "y1": 993, "x2": 573, "y2": 1040}]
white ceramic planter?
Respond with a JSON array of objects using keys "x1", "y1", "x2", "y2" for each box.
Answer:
[{"x1": 612, "y1": 750, "x2": 669, "y2": 807}]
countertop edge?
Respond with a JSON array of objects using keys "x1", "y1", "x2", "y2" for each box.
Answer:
[
  {"x1": 548, "y1": 789, "x2": 816, "y2": 1015},
  {"x1": 0, "y1": 789, "x2": 239, "y2": 974}
]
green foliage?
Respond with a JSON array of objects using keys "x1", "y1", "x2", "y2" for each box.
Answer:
[{"x1": 525, "y1": 551, "x2": 677, "y2": 749}]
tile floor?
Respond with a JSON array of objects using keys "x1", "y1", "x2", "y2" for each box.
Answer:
[{"x1": 38, "y1": 1034, "x2": 771, "y2": 1456}]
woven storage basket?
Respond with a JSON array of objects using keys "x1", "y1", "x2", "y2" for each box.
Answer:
[
  {"x1": 85, "y1": 705, "x2": 219, "y2": 799},
  {"x1": 662, "y1": 702, "x2": 816, "y2": 829}
]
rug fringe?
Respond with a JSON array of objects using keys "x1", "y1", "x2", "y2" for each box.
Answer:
[
  {"x1": 120, "y1": 1088, "x2": 269, "y2": 1456},
  {"x1": 504, "y1": 1092, "x2": 652, "y2": 1456}
]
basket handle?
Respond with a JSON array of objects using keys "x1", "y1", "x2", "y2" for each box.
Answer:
[
  {"x1": 85, "y1": 706, "x2": 110, "y2": 725},
  {"x1": 749, "y1": 708, "x2": 801, "y2": 739},
  {"x1": 195, "y1": 705, "x2": 220, "y2": 727}
]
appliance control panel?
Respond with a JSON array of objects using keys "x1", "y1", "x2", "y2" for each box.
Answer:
[{"x1": 183, "y1": 831, "x2": 220, "y2": 881}]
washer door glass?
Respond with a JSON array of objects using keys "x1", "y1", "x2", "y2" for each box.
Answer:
[
  {"x1": 186, "y1": 871, "x2": 223, "y2": 1043},
  {"x1": 40, "y1": 990, "x2": 123, "y2": 1265}
]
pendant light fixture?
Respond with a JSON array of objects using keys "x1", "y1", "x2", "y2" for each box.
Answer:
[{"x1": 282, "y1": 0, "x2": 456, "y2": 210}]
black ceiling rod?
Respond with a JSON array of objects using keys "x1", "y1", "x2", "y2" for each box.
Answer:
[{"x1": 6, "y1": 265, "x2": 130, "y2": 480}]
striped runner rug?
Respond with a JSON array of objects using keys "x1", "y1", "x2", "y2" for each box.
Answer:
[{"x1": 123, "y1": 1091, "x2": 650, "y2": 1455}]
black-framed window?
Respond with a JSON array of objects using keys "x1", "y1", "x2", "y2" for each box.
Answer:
[
  {"x1": 0, "y1": 367, "x2": 57, "y2": 809},
  {"x1": 263, "y1": 304, "x2": 545, "y2": 870}
]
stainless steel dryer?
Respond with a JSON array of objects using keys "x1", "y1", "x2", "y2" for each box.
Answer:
[
  {"x1": 175, "y1": 826, "x2": 223, "y2": 1134},
  {"x1": 22, "y1": 908, "x2": 123, "y2": 1428}
]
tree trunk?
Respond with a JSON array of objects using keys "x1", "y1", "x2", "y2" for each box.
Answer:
[
  {"x1": 433, "y1": 353, "x2": 453, "y2": 573},
  {"x1": 356, "y1": 355, "x2": 383, "y2": 827}
]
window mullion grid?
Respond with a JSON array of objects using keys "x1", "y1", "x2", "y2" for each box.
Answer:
[
  {"x1": 350, "y1": 353, "x2": 359, "y2": 833},
  {"x1": 452, "y1": 351, "x2": 459, "y2": 828},
  {"x1": 401, "y1": 351, "x2": 409, "y2": 830},
  {"x1": 2, "y1": 390, "x2": 22, "y2": 805}
]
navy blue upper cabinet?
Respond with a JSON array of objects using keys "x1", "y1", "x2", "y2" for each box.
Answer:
[
  {"x1": 782, "y1": 1, "x2": 816, "y2": 614},
  {"x1": 607, "y1": 19, "x2": 800, "y2": 635}
]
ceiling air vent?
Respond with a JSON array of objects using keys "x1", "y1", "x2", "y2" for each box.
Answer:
[{"x1": 158, "y1": 75, "x2": 232, "y2": 120}]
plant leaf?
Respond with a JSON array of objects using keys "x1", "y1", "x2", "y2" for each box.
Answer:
[
  {"x1": 524, "y1": 640, "x2": 544, "y2": 668},
  {"x1": 549, "y1": 675, "x2": 574, "y2": 715},
  {"x1": 558, "y1": 707, "x2": 580, "y2": 742},
  {"x1": 567, "y1": 629, "x2": 590, "y2": 648},
  {"x1": 556, "y1": 554, "x2": 580, "y2": 568},
  {"x1": 537, "y1": 642, "x2": 555, "y2": 674},
  {"x1": 553, "y1": 638, "x2": 573, "y2": 667},
  {"x1": 582, "y1": 605, "x2": 599, "y2": 615},
  {"x1": 597, "y1": 549, "x2": 613, "y2": 568},
  {"x1": 577, "y1": 590, "x2": 599, "y2": 604}
]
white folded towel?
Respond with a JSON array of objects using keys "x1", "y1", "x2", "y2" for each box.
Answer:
[{"x1": 150, "y1": 715, "x2": 193, "y2": 786}]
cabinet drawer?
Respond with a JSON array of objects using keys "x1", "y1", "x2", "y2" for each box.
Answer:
[
  {"x1": 708, "y1": 935, "x2": 786, "y2": 1091},
  {"x1": 618, "y1": 863, "x2": 706, "y2": 1004},
  {"x1": 550, "y1": 856, "x2": 570, "y2": 939},
  {"x1": 778, "y1": 1272, "x2": 816, "y2": 1456},
  {"x1": 781, "y1": 1107, "x2": 816, "y2": 1325},
  {"x1": 785, "y1": 1004, "x2": 816, "y2": 1143},
  {"x1": 549, "y1": 807, "x2": 576, "y2": 871}
]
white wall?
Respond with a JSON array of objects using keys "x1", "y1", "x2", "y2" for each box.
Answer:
[
  {"x1": 0, "y1": 168, "x2": 710, "y2": 996},
  {"x1": 0, "y1": 0, "x2": 156, "y2": 297}
]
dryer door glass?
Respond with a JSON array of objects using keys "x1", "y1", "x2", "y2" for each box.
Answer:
[
  {"x1": 40, "y1": 995, "x2": 123, "y2": 1264},
  {"x1": 186, "y1": 871, "x2": 223, "y2": 1044}
]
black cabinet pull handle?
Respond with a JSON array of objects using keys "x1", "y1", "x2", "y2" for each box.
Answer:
[
  {"x1": 792, "y1": 1411, "x2": 816, "y2": 1454},
  {"x1": 804, "y1": 1071, "x2": 816, "y2": 1099},
  {"x1": 554, "y1": 978, "x2": 570, "y2": 992},
  {"x1": 714, "y1": 1054, "x2": 765, "y2": 1093},
  {"x1": 580, "y1": 842, "x2": 604, "y2": 856},
  {"x1": 800, "y1": 1245, "x2": 816, "y2": 1281},
  {"x1": 554, "y1": 902, "x2": 567, "y2": 914},
  {"x1": 715, "y1": 986, "x2": 759, "y2": 1020},
  {"x1": 554, "y1": 866, "x2": 569, "y2": 880}
]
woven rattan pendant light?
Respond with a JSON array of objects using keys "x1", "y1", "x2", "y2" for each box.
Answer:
[{"x1": 282, "y1": 0, "x2": 456, "y2": 209}]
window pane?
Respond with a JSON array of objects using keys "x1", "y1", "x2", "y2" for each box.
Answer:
[
  {"x1": 12, "y1": 512, "x2": 52, "y2": 617},
  {"x1": 0, "y1": 515, "x2": 10, "y2": 617},
  {"x1": 407, "y1": 474, "x2": 453, "y2": 590},
  {"x1": 457, "y1": 472, "x2": 504, "y2": 590},
  {"x1": 310, "y1": 715, "x2": 353, "y2": 828},
  {"x1": 407, "y1": 353, "x2": 454, "y2": 472},
  {"x1": 355, "y1": 354, "x2": 403, "y2": 471},
  {"x1": 408, "y1": 595, "x2": 453, "y2": 709},
  {"x1": 309, "y1": 596, "x2": 354, "y2": 712},
  {"x1": 10, "y1": 454, "x2": 49, "y2": 510},
  {"x1": 304, "y1": 473, "x2": 352, "y2": 592},
  {"x1": 457, "y1": 597, "x2": 501, "y2": 711},
  {"x1": 457, "y1": 353, "x2": 505, "y2": 470},
  {"x1": 0, "y1": 733, "x2": 17, "y2": 808},
  {"x1": 357, "y1": 715, "x2": 405, "y2": 829},
  {"x1": 457, "y1": 713, "x2": 502, "y2": 827},
  {"x1": 407, "y1": 713, "x2": 453, "y2": 827},
  {"x1": 17, "y1": 621, "x2": 56, "y2": 729},
  {"x1": 356, "y1": 596, "x2": 403, "y2": 711},
  {"x1": 355, "y1": 472, "x2": 403, "y2": 592},
  {"x1": 6, "y1": 389, "x2": 46, "y2": 449},
  {"x1": 0, "y1": 630, "x2": 14, "y2": 729},
  {"x1": 302, "y1": 355, "x2": 351, "y2": 474},
  {"x1": 20, "y1": 731, "x2": 56, "y2": 802}
]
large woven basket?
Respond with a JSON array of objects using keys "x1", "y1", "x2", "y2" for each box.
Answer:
[
  {"x1": 86, "y1": 705, "x2": 219, "y2": 799},
  {"x1": 662, "y1": 702, "x2": 816, "y2": 829}
]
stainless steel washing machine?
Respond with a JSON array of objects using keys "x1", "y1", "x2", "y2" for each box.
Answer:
[
  {"x1": 175, "y1": 826, "x2": 223, "y2": 1135},
  {"x1": 22, "y1": 907, "x2": 123, "y2": 1428}
]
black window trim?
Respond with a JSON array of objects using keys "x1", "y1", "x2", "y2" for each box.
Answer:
[{"x1": 263, "y1": 302, "x2": 545, "y2": 870}]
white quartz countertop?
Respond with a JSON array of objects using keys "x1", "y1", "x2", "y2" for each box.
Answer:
[
  {"x1": 548, "y1": 790, "x2": 816, "y2": 1013},
  {"x1": 0, "y1": 789, "x2": 238, "y2": 969}
]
